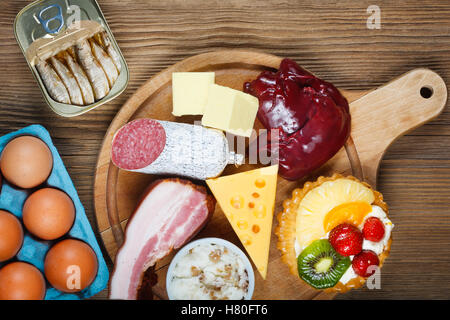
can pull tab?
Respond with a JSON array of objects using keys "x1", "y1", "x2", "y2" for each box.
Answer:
[{"x1": 38, "y1": 4, "x2": 64, "y2": 34}]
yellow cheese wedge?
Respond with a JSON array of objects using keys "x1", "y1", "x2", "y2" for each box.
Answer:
[{"x1": 206, "y1": 165, "x2": 278, "y2": 279}]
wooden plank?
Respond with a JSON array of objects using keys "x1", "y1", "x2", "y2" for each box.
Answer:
[{"x1": 0, "y1": 0, "x2": 449, "y2": 299}]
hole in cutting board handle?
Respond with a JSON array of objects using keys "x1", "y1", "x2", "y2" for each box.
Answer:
[{"x1": 420, "y1": 86, "x2": 433, "y2": 99}]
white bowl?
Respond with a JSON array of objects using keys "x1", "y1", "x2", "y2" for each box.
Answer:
[{"x1": 166, "y1": 237, "x2": 255, "y2": 300}]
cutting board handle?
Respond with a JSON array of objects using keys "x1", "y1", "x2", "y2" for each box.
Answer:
[{"x1": 349, "y1": 68, "x2": 447, "y2": 187}]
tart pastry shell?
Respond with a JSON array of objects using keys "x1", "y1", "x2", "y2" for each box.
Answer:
[{"x1": 275, "y1": 173, "x2": 392, "y2": 293}]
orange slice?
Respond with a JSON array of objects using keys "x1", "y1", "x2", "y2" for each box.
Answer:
[{"x1": 323, "y1": 201, "x2": 372, "y2": 232}]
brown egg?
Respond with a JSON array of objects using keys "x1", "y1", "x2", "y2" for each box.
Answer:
[
  {"x1": 0, "y1": 210, "x2": 23, "y2": 262},
  {"x1": 44, "y1": 239, "x2": 98, "y2": 293},
  {"x1": 0, "y1": 136, "x2": 53, "y2": 189},
  {"x1": 23, "y1": 188, "x2": 75, "y2": 240},
  {"x1": 0, "y1": 262, "x2": 46, "y2": 300}
]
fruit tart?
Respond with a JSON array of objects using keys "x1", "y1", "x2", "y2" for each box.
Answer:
[{"x1": 276, "y1": 174, "x2": 394, "y2": 292}]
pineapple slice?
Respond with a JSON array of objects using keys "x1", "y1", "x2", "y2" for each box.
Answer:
[{"x1": 296, "y1": 178, "x2": 375, "y2": 251}]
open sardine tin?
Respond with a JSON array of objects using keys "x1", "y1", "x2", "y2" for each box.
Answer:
[{"x1": 14, "y1": 0, "x2": 129, "y2": 117}]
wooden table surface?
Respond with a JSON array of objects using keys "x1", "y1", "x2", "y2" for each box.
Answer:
[{"x1": 1, "y1": 0, "x2": 449, "y2": 300}]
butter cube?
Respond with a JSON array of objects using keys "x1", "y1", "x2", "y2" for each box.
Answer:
[
  {"x1": 172, "y1": 72, "x2": 215, "y2": 116},
  {"x1": 201, "y1": 84, "x2": 258, "y2": 137}
]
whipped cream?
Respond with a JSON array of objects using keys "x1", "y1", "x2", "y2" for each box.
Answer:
[
  {"x1": 339, "y1": 205, "x2": 394, "y2": 284},
  {"x1": 361, "y1": 205, "x2": 394, "y2": 255},
  {"x1": 339, "y1": 264, "x2": 358, "y2": 284}
]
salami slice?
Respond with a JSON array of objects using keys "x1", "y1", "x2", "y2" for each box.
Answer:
[{"x1": 111, "y1": 118, "x2": 166, "y2": 170}]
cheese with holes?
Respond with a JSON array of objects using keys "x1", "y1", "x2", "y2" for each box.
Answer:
[
  {"x1": 206, "y1": 165, "x2": 278, "y2": 279},
  {"x1": 201, "y1": 84, "x2": 258, "y2": 137},
  {"x1": 172, "y1": 72, "x2": 215, "y2": 116}
]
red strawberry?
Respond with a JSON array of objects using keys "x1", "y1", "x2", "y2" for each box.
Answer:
[
  {"x1": 352, "y1": 250, "x2": 380, "y2": 277},
  {"x1": 328, "y1": 223, "x2": 363, "y2": 256},
  {"x1": 363, "y1": 217, "x2": 385, "y2": 242}
]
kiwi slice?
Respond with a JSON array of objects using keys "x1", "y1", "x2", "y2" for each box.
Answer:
[{"x1": 297, "y1": 239, "x2": 351, "y2": 289}]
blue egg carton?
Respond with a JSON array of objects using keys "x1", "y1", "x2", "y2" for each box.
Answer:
[{"x1": 0, "y1": 125, "x2": 108, "y2": 300}]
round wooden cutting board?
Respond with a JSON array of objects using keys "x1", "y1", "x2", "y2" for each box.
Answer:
[{"x1": 94, "y1": 51, "x2": 447, "y2": 299}]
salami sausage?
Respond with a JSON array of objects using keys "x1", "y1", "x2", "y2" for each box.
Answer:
[{"x1": 111, "y1": 119, "x2": 243, "y2": 180}]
